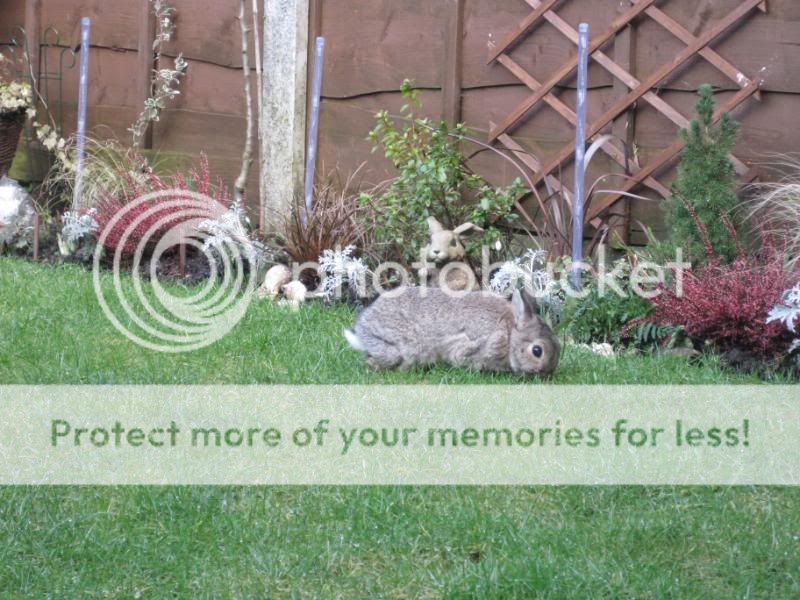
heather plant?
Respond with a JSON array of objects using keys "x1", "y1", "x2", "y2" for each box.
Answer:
[
  {"x1": 643, "y1": 169, "x2": 799, "y2": 364},
  {"x1": 93, "y1": 155, "x2": 231, "y2": 258},
  {"x1": 643, "y1": 248, "x2": 794, "y2": 359},
  {"x1": 363, "y1": 80, "x2": 525, "y2": 266},
  {"x1": 663, "y1": 84, "x2": 742, "y2": 263}
]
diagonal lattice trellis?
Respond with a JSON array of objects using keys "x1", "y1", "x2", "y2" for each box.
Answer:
[{"x1": 487, "y1": 0, "x2": 766, "y2": 226}]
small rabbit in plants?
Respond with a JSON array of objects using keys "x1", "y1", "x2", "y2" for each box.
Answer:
[
  {"x1": 420, "y1": 217, "x2": 483, "y2": 291},
  {"x1": 344, "y1": 287, "x2": 560, "y2": 375}
]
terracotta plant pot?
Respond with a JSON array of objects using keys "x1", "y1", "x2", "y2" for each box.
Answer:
[{"x1": 0, "y1": 111, "x2": 26, "y2": 178}]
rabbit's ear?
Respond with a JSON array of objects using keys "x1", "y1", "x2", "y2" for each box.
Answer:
[
  {"x1": 427, "y1": 217, "x2": 444, "y2": 234},
  {"x1": 452, "y1": 222, "x2": 485, "y2": 236},
  {"x1": 512, "y1": 289, "x2": 539, "y2": 323}
]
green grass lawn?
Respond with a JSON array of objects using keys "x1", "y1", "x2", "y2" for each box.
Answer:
[
  {"x1": 0, "y1": 257, "x2": 798, "y2": 597},
  {"x1": 0, "y1": 257, "x2": 767, "y2": 385}
]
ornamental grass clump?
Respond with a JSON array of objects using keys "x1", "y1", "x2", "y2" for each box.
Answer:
[
  {"x1": 280, "y1": 168, "x2": 375, "y2": 266},
  {"x1": 746, "y1": 156, "x2": 800, "y2": 269}
]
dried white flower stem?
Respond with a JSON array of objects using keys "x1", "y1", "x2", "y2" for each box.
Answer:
[
  {"x1": 234, "y1": 0, "x2": 255, "y2": 207},
  {"x1": 252, "y1": 0, "x2": 263, "y2": 117}
]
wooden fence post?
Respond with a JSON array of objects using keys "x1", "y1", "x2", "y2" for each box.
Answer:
[
  {"x1": 260, "y1": 0, "x2": 310, "y2": 232},
  {"x1": 24, "y1": 0, "x2": 41, "y2": 88},
  {"x1": 442, "y1": 0, "x2": 465, "y2": 124}
]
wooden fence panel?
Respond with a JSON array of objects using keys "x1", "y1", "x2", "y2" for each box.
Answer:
[
  {"x1": 0, "y1": 2, "x2": 25, "y2": 41},
  {"x1": 41, "y1": 0, "x2": 139, "y2": 49},
  {"x1": 2, "y1": 0, "x2": 260, "y2": 211},
  {"x1": 319, "y1": 0, "x2": 448, "y2": 98},
  {"x1": 2, "y1": 0, "x2": 800, "y2": 238},
  {"x1": 162, "y1": 0, "x2": 247, "y2": 68}
]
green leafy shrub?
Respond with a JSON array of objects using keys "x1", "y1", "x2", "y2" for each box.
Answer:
[
  {"x1": 663, "y1": 84, "x2": 743, "y2": 263},
  {"x1": 563, "y1": 262, "x2": 654, "y2": 346},
  {"x1": 362, "y1": 80, "x2": 525, "y2": 265}
]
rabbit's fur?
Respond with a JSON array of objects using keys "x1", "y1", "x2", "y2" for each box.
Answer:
[
  {"x1": 345, "y1": 287, "x2": 560, "y2": 375},
  {"x1": 420, "y1": 217, "x2": 482, "y2": 291}
]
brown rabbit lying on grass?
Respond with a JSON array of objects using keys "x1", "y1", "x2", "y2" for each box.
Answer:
[{"x1": 345, "y1": 287, "x2": 560, "y2": 375}]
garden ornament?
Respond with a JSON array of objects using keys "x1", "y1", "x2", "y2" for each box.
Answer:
[
  {"x1": 420, "y1": 216, "x2": 483, "y2": 291},
  {"x1": 0, "y1": 176, "x2": 35, "y2": 250},
  {"x1": 257, "y1": 264, "x2": 292, "y2": 299},
  {"x1": 279, "y1": 280, "x2": 307, "y2": 311}
]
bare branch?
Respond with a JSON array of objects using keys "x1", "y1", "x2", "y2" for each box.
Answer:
[{"x1": 235, "y1": 0, "x2": 255, "y2": 206}]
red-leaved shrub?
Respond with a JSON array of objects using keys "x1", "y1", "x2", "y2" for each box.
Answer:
[
  {"x1": 94, "y1": 155, "x2": 231, "y2": 258},
  {"x1": 634, "y1": 188, "x2": 799, "y2": 360},
  {"x1": 646, "y1": 246, "x2": 796, "y2": 358}
]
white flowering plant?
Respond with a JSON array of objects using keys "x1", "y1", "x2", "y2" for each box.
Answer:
[
  {"x1": 57, "y1": 208, "x2": 99, "y2": 261},
  {"x1": 32, "y1": 122, "x2": 75, "y2": 173},
  {"x1": 0, "y1": 52, "x2": 34, "y2": 118},
  {"x1": 198, "y1": 200, "x2": 270, "y2": 272},
  {"x1": 490, "y1": 248, "x2": 563, "y2": 320},
  {"x1": 0, "y1": 46, "x2": 74, "y2": 170},
  {"x1": 0, "y1": 80, "x2": 35, "y2": 119},
  {"x1": 319, "y1": 245, "x2": 371, "y2": 303},
  {"x1": 766, "y1": 283, "x2": 800, "y2": 353}
]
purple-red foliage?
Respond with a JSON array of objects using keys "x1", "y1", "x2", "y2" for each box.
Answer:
[
  {"x1": 647, "y1": 244, "x2": 797, "y2": 358},
  {"x1": 94, "y1": 155, "x2": 231, "y2": 258}
]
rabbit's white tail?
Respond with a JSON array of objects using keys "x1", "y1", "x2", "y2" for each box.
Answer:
[{"x1": 344, "y1": 329, "x2": 365, "y2": 351}]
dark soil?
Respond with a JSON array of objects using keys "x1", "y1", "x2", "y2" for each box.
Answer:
[
  {"x1": 143, "y1": 248, "x2": 212, "y2": 285},
  {"x1": 721, "y1": 347, "x2": 800, "y2": 380},
  {"x1": 13, "y1": 230, "x2": 214, "y2": 286}
]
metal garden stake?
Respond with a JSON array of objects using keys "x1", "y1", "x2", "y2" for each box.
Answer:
[
  {"x1": 72, "y1": 17, "x2": 90, "y2": 211},
  {"x1": 304, "y1": 36, "x2": 326, "y2": 220},
  {"x1": 571, "y1": 22, "x2": 589, "y2": 290}
]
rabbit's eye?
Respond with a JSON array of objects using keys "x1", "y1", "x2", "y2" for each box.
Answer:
[
  {"x1": 450, "y1": 239, "x2": 459, "y2": 247},
  {"x1": 531, "y1": 345, "x2": 543, "y2": 358}
]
